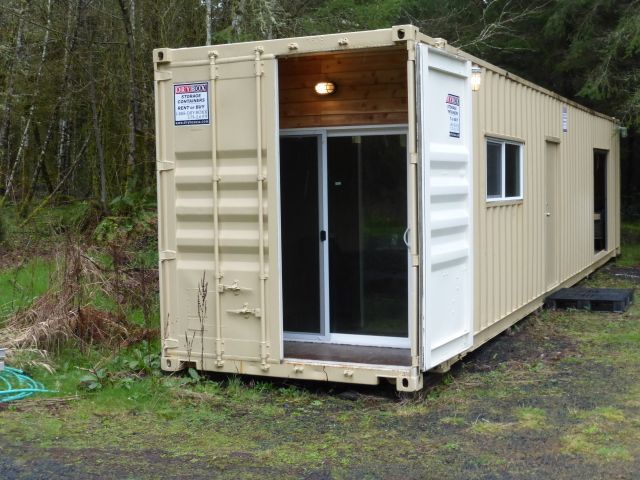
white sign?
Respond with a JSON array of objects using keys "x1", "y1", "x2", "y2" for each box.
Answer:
[
  {"x1": 174, "y1": 82, "x2": 209, "y2": 126},
  {"x1": 562, "y1": 105, "x2": 568, "y2": 133},
  {"x1": 446, "y1": 93, "x2": 460, "y2": 138}
]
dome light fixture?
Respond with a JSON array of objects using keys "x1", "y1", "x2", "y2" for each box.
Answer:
[{"x1": 314, "y1": 81, "x2": 336, "y2": 95}]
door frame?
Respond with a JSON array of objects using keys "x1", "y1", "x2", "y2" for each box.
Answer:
[
  {"x1": 545, "y1": 140, "x2": 560, "y2": 289},
  {"x1": 279, "y1": 124, "x2": 411, "y2": 348},
  {"x1": 593, "y1": 149, "x2": 608, "y2": 253}
]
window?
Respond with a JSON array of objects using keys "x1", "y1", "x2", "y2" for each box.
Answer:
[{"x1": 486, "y1": 139, "x2": 523, "y2": 201}]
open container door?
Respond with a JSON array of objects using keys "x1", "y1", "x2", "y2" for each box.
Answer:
[
  {"x1": 416, "y1": 43, "x2": 474, "y2": 370},
  {"x1": 158, "y1": 48, "x2": 282, "y2": 372}
]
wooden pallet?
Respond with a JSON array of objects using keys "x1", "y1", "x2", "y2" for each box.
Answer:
[{"x1": 544, "y1": 288, "x2": 634, "y2": 313}]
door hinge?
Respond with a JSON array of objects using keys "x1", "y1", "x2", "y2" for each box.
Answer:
[
  {"x1": 157, "y1": 161, "x2": 175, "y2": 172},
  {"x1": 154, "y1": 70, "x2": 173, "y2": 82},
  {"x1": 160, "y1": 250, "x2": 176, "y2": 261}
]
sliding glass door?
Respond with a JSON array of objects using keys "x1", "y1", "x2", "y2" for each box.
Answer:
[
  {"x1": 280, "y1": 135, "x2": 323, "y2": 334},
  {"x1": 280, "y1": 128, "x2": 408, "y2": 346},
  {"x1": 327, "y1": 134, "x2": 408, "y2": 338}
]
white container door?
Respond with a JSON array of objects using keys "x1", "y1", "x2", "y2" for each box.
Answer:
[{"x1": 416, "y1": 44, "x2": 474, "y2": 370}]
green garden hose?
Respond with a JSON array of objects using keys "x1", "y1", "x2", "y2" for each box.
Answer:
[{"x1": 0, "y1": 366, "x2": 51, "y2": 403}]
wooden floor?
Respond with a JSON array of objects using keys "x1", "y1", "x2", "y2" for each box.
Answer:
[{"x1": 284, "y1": 341, "x2": 411, "y2": 366}]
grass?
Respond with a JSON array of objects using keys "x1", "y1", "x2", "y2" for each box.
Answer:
[
  {"x1": 514, "y1": 407, "x2": 548, "y2": 429},
  {"x1": 618, "y1": 221, "x2": 640, "y2": 266},
  {"x1": 0, "y1": 258, "x2": 53, "y2": 319},
  {"x1": 4, "y1": 282, "x2": 636, "y2": 478},
  {"x1": 0, "y1": 219, "x2": 639, "y2": 478}
]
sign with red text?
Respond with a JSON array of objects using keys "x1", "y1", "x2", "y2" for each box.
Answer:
[
  {"x1": 446, "y1": 94, "x2": 461, "y2": 138},
  {"x1": 174, "y1": 82, "x2": 210, "y2": 126}
]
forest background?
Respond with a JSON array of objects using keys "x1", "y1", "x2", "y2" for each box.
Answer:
[
  {"x1": 0, "y1": 0, "x2": 639, "y2": 225},
  {"x1": 1, "y1": 3, "x2": 640, "y2": 476}
]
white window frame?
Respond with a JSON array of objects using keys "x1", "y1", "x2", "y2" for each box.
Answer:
[{"x1": 486, "y1": 138, "x2": 524, "y2": 201}]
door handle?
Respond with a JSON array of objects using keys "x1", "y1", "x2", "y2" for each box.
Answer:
[
  {"x1": 403, "y1": 227, "x2": 410, "y2": 248},
  {"x1": 320, "y1": 230, "x2": 327, "y2": 242},
  {"x1": 545, "y1": 212, "x2": 551, "y2": 217}
]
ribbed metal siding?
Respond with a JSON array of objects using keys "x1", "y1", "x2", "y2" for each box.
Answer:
[{"x1": 474, "y1": 69, "x2": 620, "y2": 334}]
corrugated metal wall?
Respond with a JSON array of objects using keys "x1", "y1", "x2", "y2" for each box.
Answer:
[{"x1": 473, "y1": 69, "x2": 620, "y2": 334}]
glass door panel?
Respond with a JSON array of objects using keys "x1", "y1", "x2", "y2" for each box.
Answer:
[
  {"x1": 280, "y1": 136, "x2": 322, "y2": 333},
  {"x1": 327, "y1": 134, "x2": 408, "y2": 337}
]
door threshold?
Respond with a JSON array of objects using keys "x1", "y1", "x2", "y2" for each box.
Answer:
[
  {"x1": 284, "y1": 333, "x2": 410, "y2": 349},
  {"x1": 283, "y1": 341, "x2": 411, "y2": 366}
]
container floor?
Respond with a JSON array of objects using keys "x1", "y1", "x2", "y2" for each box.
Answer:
[{"x1": 283, "y1": 341, "x2": 411, "y2": 366}]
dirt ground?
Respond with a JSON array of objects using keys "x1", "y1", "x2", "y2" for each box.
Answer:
[{"x1": 1, "y1": 264, "x2": 639, "y2": 479}]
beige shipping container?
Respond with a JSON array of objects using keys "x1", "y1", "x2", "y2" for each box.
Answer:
[{"x1": 153, "y1": 25, "x2": 621, "y2": 391}]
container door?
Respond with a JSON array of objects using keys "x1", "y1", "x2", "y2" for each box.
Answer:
[
  {"x1": 170, "y1": 53, "x2": 281, "y2": 369},
  {"x1": 416, "y1": 44, "x2": 474, "y2": 370}
]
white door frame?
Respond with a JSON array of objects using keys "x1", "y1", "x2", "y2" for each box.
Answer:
[{"x1": 280, "y1": 125, "x2": 411, "y2": 348}]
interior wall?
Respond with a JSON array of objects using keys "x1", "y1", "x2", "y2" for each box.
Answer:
[{"x1": 278, "y1": 48, "x2": 407, "y2": 129}]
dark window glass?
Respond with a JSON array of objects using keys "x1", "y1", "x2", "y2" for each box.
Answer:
[
  {"x1": 280, "y1": 136, "x2": 321, "y2": 333},
  {"x1": 505, "y1": 143, "x2": 521, "y2": 198},
  {"x1": 328, "y1": 134, "x2": 408, "y2": 337},
  {"x1": 487, "y1": 142, "x2": 502, "y2": 198}
]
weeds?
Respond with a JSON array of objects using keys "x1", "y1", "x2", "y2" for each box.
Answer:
[
  {"x1": 0, "y1": 242, "x2": 156, "y2": 359},
  {"x1": 94, "y1": 192, "x2": 156, "y2": 247},
  {"x1": 197, "y1": 272, "x2": 207, "y2": 370}
]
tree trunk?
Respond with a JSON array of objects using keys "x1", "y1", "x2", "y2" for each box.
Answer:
[
  {"x1": 118, "y1": 0, "x2": 142, "y2": 193},
  {"x1": 19, "y1": 115, "x2": 56, "y2": 216},
  {"x1": 55, "y1": 0, "x2": 82, "y2": 192},
  {"x1": 88, "y1": 55, "x2": 107, "y2": 212},
  {"x1": 19, "y1": 135, "x2": 90, "y2": 228},
  {"x1": 206, "y1": 0, "x2": 212, "y2": 45},
  {"x1": 2, "y1": 0, "x2": 52, "y2": 207},
  {"x1": 0, "y1": 0, "x2": 27, "y2": 187}
]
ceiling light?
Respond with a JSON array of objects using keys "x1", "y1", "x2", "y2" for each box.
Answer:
[{"x1": 314, "y1": 81, "x2": 336, "y2": 95}]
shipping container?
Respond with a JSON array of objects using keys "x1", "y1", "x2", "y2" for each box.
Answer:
[{"x1": 153, "y1": 25, "x2": 621, "y2": 391}]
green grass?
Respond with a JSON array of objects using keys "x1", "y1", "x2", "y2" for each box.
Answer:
[
  {"x1": 619, "y1": 222, "x2": 640, "y2": 266},
  {"x1": 0, "y1": 258, "x2": 53, "y2": 319},
  {"x1": 2, "y1": 202, "x2": 96, "y2": 244}
]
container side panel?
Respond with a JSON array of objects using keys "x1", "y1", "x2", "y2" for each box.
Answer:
[{"x1": 473, "y1": 67, "x2": 621, "y2": 339}]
